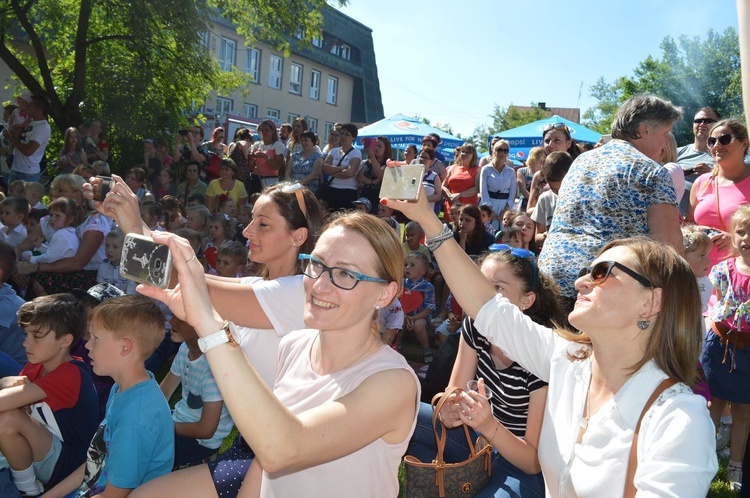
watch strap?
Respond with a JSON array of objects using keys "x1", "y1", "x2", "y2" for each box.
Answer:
[{"x1": 197, "y1": 321, "x2": 236, "y2": 352}]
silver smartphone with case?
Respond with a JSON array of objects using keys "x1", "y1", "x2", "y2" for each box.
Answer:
[
  {"x1": 120, "y1": 233, "x2": 173, "y2": 289},
  {"x1": 379, "y1": 164, "x2": 425, "y2": 201}
]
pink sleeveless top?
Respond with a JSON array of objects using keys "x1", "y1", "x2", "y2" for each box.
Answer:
[
  {"x1": 693, "y1": 173, "x2": 750, "y2": 269},
  {"x1": 260, "y1": 330, "x2": 420, "y2": 498}
]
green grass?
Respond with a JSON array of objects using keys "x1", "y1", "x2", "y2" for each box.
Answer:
[{"x1": 709, "y1": 457, "x2": 738, "y2": 497}]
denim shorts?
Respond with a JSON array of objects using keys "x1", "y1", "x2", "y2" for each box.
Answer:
[{"x1": 33, "y1": 431, "x2": 62, "y2": 484}]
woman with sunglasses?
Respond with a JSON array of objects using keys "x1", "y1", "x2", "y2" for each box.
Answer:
[
  {"x1": 443, "y1": 143, "x2": 481, "y2": 221},
  {"x1": 87, "y1": 178, "x2": 332, "y2": 498},
  {"x1": 537, "y1": 95, "x2": 684, "y2": 313},
  {"x1": 133, "y1": 212, "x2": 419, "y2": 497},
  {"x1": 688, "y1": 118, "x2": 750, "y2": 268},
  {"x1": 407, "y1": 245, "x2": 567, "y2": 497},
  {"x1": 480, "y1": 139, "x2": 516, "y2": 227},
  {"x1": 542, "y1": 122, "x2": 582, "y2": 159},
  {"x1": 384, "y1": 190, "x2": 717, "y2": 497}
]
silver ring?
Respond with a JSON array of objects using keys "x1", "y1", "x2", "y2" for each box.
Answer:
[
  {"x1": 186, "y1": 254, "x2": 196, "y2": 263},
  {"x1": 467, "y1": 416, "x2": 472, "y2": 420}
]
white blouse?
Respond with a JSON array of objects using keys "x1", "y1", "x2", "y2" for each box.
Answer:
[{"x1": 475, "y1": 294, "x2": 717, "y2": 498}]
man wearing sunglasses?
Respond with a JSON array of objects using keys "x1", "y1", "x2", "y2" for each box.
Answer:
[{"x1": 676, "y1": 107, "x2": 720, "y2": 214}]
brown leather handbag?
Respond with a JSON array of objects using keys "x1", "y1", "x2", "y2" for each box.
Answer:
[{"x1": 403, "y1": 388, "x2": 493, "y2": 498}]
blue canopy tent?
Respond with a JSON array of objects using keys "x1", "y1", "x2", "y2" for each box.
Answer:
[
  {"x1": 357, "y1": 114, "x2": 464, "y2": 162},
  {"x1": 490, "y1": 115, "x2": 602, "y2": 163}
]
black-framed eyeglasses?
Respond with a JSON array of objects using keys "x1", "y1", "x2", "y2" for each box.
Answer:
[
  {"x1": 280, "y1": 183, "x2": 308, "y2": 221},
  {"x1": 707, "y1": 133, "x2": 735, "y2": 148},
  {"x1": 578, "y1": 261, "x2": 652, "y2": 288},
  {"x1": 298, "y1": 254, "x2": 389, "y2": 290},
  {"x1": 488, "y1": 244, "x2": 537, "y2": 290},
  {"x1": 494, "y1": 148, "x2": 509, "y2": 154},
  {"x1": 694, "y1": 118, "x2": 717, "y2": 125}
]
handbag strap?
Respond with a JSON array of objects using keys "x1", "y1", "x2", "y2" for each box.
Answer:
[
  {"x1": 624, "y1": 378, "x2": 677, "y2": 497},
  {"x1": 430, "y1": 388, "x2": 476, "y2": 465},
  {"x1": 714, "y1": 176, "x2": 726, "y2": 231}
]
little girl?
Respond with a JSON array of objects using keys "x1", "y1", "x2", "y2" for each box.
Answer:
[
  {"x1": 508, "y1": 211, "x2": 537, "y2": 253},
  {"x1": 159, "y1": 195, "x2": 186, "y2": 232},
  {"x1": 22, "y1": 198, "x2": 80, "y2": 264},
  {"x1": 154, "y1": 168, "x2": 177, "y2": 202},
  {"x1": 201, "y1": 213, "x2": 233, "y2": 272},
  {"x1": 217, "y1": 195, "x2": 238, "y2": 232},
  {"x1": 185, "y1": 205, "x2": 210, "y2": 237},
  {"x1": 701, "y1": 205, "x2": 750, "y2": 492}
]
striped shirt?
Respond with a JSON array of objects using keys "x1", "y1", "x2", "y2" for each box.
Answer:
[{"x1": 462, "y1": 316, "x2": 547, "y2": 437}]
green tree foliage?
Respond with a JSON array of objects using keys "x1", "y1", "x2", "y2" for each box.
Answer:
[
  {"x1": 0, "y1": 0, "x2": 343, "y2": 167},
  {"x1": 583, "y1": 28, "x2": 741, "y2": 144}
]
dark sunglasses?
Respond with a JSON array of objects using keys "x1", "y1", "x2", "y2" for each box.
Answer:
[
  {"x1": 693, "y1": 118, "x2": 717, "y2": 125},
  {"x1": 488, "y1": 244, "x2": 537, "y2": 291},
  {"x1": 578, "y1": 261, "x2": 652, "y2": 288},
  {"x1": 707, "y1": 133, "x2": 735, "y2": 148},
  {"x1": 494, "y1": 148, "x2": 509, "y2": 154}
]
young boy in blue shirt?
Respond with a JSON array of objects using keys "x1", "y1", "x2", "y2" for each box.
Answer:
[
  {"x1": 47, "y1": 295, "x2": 174, "y2": 497},
  {"x1": 160, "y1": 315, "x2": 233, "y2": 469},
  {"x1": 0, "y1": 294, "x2": 98, "y2": 496}
]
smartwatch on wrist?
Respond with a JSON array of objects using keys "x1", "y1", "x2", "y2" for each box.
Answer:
[{"x1": 198, "y1": 320, "x2": 238, "y2": 353}]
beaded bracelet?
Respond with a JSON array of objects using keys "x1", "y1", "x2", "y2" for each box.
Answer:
[{"x1": 425, "y1": 224, "x2": 454, "y2": 252}]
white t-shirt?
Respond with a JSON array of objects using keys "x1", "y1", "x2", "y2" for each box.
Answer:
[
  {"x1": 77, "y1": 213, "x2": 111, "y2": 271},
  {"x1": 326, "y1": 147, "x2": 362, "y2": 190},
  {"x1": 531, "y1": 190, "x2": 558, "y2": 229},
  {"x1": 235, "y1": 275, "x2": 307, "y2": 387},
  {"x1": 29, "y1": 227, "x2": 79, "y2": 264},
  {"x1": 474, "y1": 294, "x2": 717, "y2": 497},
  {"x1": 12, "y1": 119, "x2": 51, "y2": 174}
]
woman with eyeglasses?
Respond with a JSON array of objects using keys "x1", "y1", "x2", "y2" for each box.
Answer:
[
  {"x1": 443, "y1": 143, "x2": 481, "y2": 221},
  {"x1": 203, "y1": 127, "x2": 229, "y2": 159},
  {"x1": 407, "y1": 245, "x2": 567, "y2": 497},
  {"x1": 384, "y1": 190, "x2": 717, "y2": 497},
  {"x1": 480, "y1": 139, "x2": 517, "y2": 226},
  {"x1": 321, "y1": 123, "x2": 363, "y2": 211},
  {"x1": 687, "y1": 118, "x2": 750, "y2": 269},
  {"x1": 87, "y1": 178, "x2": 330, "y2": 497},
  {"x1": 133, "y1": 212, "x2": 419, "y2": 498},
  {"x1": 537, "y1": 95, "x2": 684, "y2": 313}
]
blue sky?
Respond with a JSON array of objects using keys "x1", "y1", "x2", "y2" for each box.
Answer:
[{"x1": 340, "y1": 0, "x2": 739, "y2": 137}]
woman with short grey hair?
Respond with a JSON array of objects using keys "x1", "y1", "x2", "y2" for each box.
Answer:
[{"x1": 537, "y1": 94, "x2": 684, "y2": 312}]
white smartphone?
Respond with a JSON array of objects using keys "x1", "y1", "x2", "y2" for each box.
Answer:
[
  {"x1": 120, "y1": 233, "x2": 173, "y2": 289},
  {"x1": 379, "y1": 164, "x2": 425, "y2": 201}
]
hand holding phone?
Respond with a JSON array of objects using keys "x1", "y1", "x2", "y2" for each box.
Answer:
[
  {"x1": 379, "y1": 164, "x2": 424, "y2": 201},
  {"x1": 92, "y1": 176, "x2": 113, "y2": 201},
  {"x1": 120, "y1": 234, "x2": 173, "y2": 289}
]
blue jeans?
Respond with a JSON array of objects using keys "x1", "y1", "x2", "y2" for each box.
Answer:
[
  {"x1": 8, "y1": 169, "x2": 40, "y2": 184},
  {"x1": 407, "y1": 402, "x2": 544, "y2": 498}
]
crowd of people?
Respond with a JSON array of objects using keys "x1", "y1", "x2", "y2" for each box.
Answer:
[{"x1": 2, "y1": 10, "x2": 750, "y2": 494}]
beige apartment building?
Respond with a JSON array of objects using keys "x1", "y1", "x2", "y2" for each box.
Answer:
[{"x1": 201, "y1": 6, "x2": 384, "y2": 137}]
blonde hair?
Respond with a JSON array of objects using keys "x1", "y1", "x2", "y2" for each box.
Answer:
[
  {"x1": 681, "y1": 224, "x2": 712, "y2": 254},
  {"x1": 89, "y1": 295, "x2": 166, "y2": 359},
  {"x1": 527, "y1": 146, "x2": 545, "y2": 165},
  {"x1": 730, "y1": 205, "x2": 750, "y2": 253},
  {"x1": 660, "y1": 132, "x2": 678, "y2": 164}
]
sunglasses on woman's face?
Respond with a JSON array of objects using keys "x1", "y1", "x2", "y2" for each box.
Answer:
[
  {"x1": 577, "y1": 261, "x2": 652, "y2": 288},
  {"x1": 707, "y1": 133, "x2": 735, "y2": 148}
]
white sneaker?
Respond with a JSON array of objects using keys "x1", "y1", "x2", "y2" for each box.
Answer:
[
  {"x1": 727, "y1": 465, "x2": 742, "y2": 493},
  {"x1": 717, "y1": 422, "x2": 732, "y2": 451}
]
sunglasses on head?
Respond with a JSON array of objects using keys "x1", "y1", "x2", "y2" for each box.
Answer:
[
  {"x1": 707, "y1": 133, "x2": 735, "y2": 148},
  {"x1": 488, "y1": 243, "x2": 537, "y2": 291},
  {"x1": 542, "y1": 123, "x2": 570, "y2": 135},
  {"x1": 693, "y1": 118, "x2": 717, "y2": 125},
  {"x1": 577, "y1": 261, "x2": 652, "y2": 288}
]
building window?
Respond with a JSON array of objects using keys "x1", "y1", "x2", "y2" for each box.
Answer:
[
  {"x1": 326, "y1": 76, "x2": 338, "y2": 105},
  {"x1": 309, "y1": 70, "x2": 320, "y2": 100},
  {"x1": 244, "y1": 103, "x2": 258, "y2": 119},
  {"x1": 219, "y1": 37, "x2": 236, "y2": 71},
  {"x1": 330, "y1": 43, "x2": 340, "y2": 56},
  {"x1": 340, "y1": 44, "x2": 351, "y2": 60},
  {"x1": 325, "y1": 122, "x2": 334, "y2": 137},
  {"x1": 266, "y1": 108, "x2": 280, "y2": 121},
  {"x1": 287, "y1": 113, "x2": 300, "y2": 123},
  {"x1": 269, "y1": 55, "x2": 283, "y2": 89},
  {"x1": 216, "y1": 97, "x2": 233, "y2": 116},
  {"x1": 312, "y1": 36, "x2": 323, "y2": 48},
  {"x1": 246, "y1": 48, "x2": 260, "y2": 83},
  {"x1": 308, "y1": 118, "x2": 318, "y2": 133},
  {"x1": 289, "y1": 63, "x2": 303, "y2": 95},
  {"x1": 198, "y1": 31, "x2": 210, "y2": 50}
]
